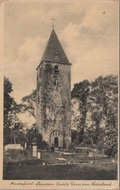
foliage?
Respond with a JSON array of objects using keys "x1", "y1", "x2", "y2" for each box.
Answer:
[
  {"x1": 26, "y1": 125, "x2": 49, "y2": 150},
  {"x1": 8, "y1": 122, "x2": 26, "y2": 145},
  {"x1": 71, "y1": 130, "x2": 79, "y2": 144},
  {"x1": 4, "y1": 77, "x2": 25, "y2": 145},
  {"x1": 22, "y1": 90, "x2": 36, "y2": 117},
  {"x1": 71, "y1": 80, "x2": 90, "y2": 143},
  {"x1": 4, "y1": 77, "x2": 15, "y2": 126},
  {"x1": 17, "y1": 74, "x2": 118, "y2": 157},
  {"x1": 103, "y1": 126, "x2": 118, "y2": 157},
  {"x1": 68, "y1": 142, "x2": 76, "y2": 151},
  {"x1": 71, "y1": 75, "x2": 118, "y2": 157}
]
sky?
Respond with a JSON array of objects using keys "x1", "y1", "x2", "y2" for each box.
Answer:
[{"x1": 3, "y1": 0, "x2": 119, "y2": 103}]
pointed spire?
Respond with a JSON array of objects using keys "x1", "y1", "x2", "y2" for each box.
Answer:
[
  {"x1": 40, "y1": 29, "x2": 70, "y2": 65},
  {"x1": 51, "y1": 17, "x2": 56, "y2": 29}
]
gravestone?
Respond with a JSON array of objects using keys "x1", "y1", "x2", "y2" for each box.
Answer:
[
  {"x1": 32, "y1": 145, "x2": 37, "y2": 157},
  {"x1": 37, "y1": 151, "x2": 41, "y2": 159},
  {"x1": 88, "y1": 152, "x2": 93, "y2": 158}
]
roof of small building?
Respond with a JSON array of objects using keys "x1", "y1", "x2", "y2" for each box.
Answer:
[{"x1": 37, "y1": 29, "x2": 70, "y2": 69}]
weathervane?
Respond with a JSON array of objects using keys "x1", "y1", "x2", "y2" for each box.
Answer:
[{"x1": 51, "y1": 17, "x2": 56, "y2": 29}]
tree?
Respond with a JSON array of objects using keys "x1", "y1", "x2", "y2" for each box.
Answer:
[
  {"x1": 26, "y1": 125, "x2": 48, "y2": 150},
  {"x1": 91, "y1": 75, "x2": 118, "y2": 129},
  {"x1": 104, "y1": 126, "x2": 118, "y2": 157},
  {"x1": 91, "y1": 111, "x2": 102, "y2": 144},
  {"x1": 4, "y1": 77, "x2": 16, "y2": 144},
  {"x1": 71, "y1": 129, "x2": 79, "y2": 144},
  {"x1": 71, "y1": 75, "x2": 118, "y2": 158},
  {"x1": 22, "y1": 90, "x2": 36, "y2": 117},
  {"x1": 86, "y1": 75, "x2": 118, "y2": 155},
  {"x1": 4, "y1": 77, "x2": 25, "y2": 145},
  {"x1": 71, "y1": 80, "x2": 90, "y2": 143},
  {"x1": 10, "y1": 122, "x2": 26, "y2": 144}
]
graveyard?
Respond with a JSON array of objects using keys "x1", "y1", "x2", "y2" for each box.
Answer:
[{"x1": 3, "y1": 147, "x2": 117, "y2": 180}]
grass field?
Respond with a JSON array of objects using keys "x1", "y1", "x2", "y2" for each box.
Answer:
[
  {"x1": 3, "y1": 162, "x2": 117, "y2": 180},
  {"x1": 3, "y1": 150, "x2": 118, "y2": 180}
]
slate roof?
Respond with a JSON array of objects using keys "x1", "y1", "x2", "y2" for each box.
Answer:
[{"x1": 38, "y1": 29, "x2": 70, "y2": 67}]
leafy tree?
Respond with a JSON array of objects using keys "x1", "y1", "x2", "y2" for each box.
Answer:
[
  {"x1": 90, "y1": 76, "x2": 118, "y2": 148},
  {"x1": 91, "y1": 111, "x2": 102, "y2": 144},
  {"x1": 71, "y1": 80, "x2": 90, "y2": 143},
  {"x1": 4, "y1": 77, "x2": 25, "y2": 145},
  {"x1": 91, "y1": 75, "x2": 118, "y2": 127},
  {"x1": 71, "y1": 75, "x2": 118, "y2": 158},
  {"x1": 4, "y1": 77, "x2": 16, "y2": 144},
  {"x1": 71, "y1": 129, "x2": 79, "y2": 144},
  {"x1": 9, "y1": 122, "x2": 26, "y2": 144},
  {"x1": 26, "y1": 125, "x2": 48, "y2": 150},
  {"x1": 103, "y1": 126, "x2": 118, "y2": 157},
  {"x1": 4, "y1": 77, "x2": 15, "y2": 125},
  {"x1": 22, "y1": 90, "x2": 36, "y2": 117}
]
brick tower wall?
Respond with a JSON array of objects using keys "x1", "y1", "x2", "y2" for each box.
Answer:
[{"x1": 36, "y1": 61, "x2": 71, "y2": 148}]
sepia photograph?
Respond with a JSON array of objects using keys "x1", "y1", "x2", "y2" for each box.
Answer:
[{"x1": 0, "y1": 0, "x2": 119, "y2": 189}]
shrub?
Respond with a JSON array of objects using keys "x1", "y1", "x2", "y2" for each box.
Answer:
[
  {"x1": 68, "y1": 142, "x2": 76, "y2": 152},
  {"x1": 103, "y1": 127, "x2": 118, "y2": 158},
  {"x1": 38, "y1": 140, "x2": 49, "y2": 150},
  {"x1": 97, "y1": 141, "x2": 104, "y2": 152}
]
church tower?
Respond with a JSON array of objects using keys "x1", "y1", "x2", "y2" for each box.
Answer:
[{"x1": 36, "y1": 28, "x2": 71, "y2": 148}]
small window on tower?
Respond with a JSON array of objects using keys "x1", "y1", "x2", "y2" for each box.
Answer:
[
  {"x1": 54, "y1": 65, "x2": 59, "y2": 86},
  {"x1": 54, "y1": 79, "x2": 59, "y2": 85},
  {"x1": 54, "y1": 65, "x2": 59, "y2": 75}
]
